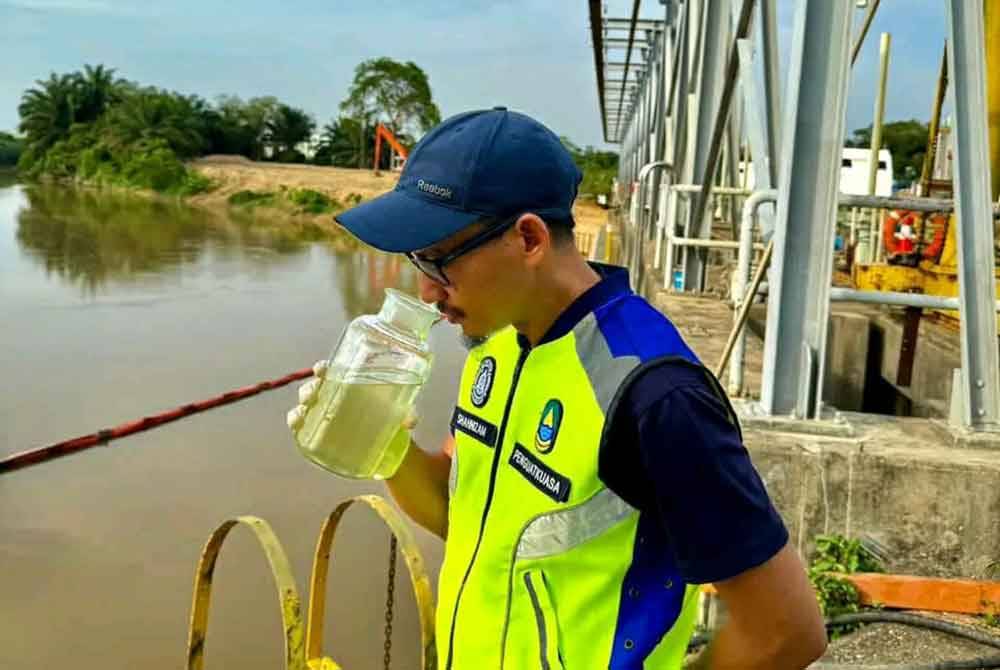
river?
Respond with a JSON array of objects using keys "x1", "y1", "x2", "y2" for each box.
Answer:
[{"x1": 0, "y1": 177, "x2": 464, "y2": 669}]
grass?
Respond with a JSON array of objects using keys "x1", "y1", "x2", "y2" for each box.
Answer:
[
  {"x1": 227, "y1": 189, "x2": 276, "y2": 207},
  {"x1": 287, "y1": 187, "x2": 340, "y2": 214}
]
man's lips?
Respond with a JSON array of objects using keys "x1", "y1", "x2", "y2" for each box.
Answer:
[{"x1": 438, "y1": 304, "x2": 464, "y2": 323}]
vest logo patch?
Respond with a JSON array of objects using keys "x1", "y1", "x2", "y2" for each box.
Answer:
[
  {"x1": 534, "y1": 399, "x2": 563, "y2": 454},
  {"x1": 510, "y1": 444, "x2": 571, "y2": 503},
  {"x1": 450, "y1": 407, "x2": 498, "y2": 448},
  {"x1": 470, "y1": 356, "x2": 496, "y2": 408}
]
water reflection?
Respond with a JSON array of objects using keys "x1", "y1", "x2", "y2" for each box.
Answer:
[
  {"x1": 0, "y1": 169, "x2": 17, "y2": 189},
  {"x1": 334, "y1": 250, "x2": 419, "y2": 316},
  {"x1": 14, "y1": 185, "x2": 322, "y2": 294}
]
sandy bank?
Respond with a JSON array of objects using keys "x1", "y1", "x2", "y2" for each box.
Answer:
[{"x1": 187, "y1": 155, "x2": 610, "y2": 240}]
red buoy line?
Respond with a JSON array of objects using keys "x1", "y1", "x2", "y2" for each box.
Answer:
[{"x1": 0, "y1": 367, "x2": 315, "y2": 475}]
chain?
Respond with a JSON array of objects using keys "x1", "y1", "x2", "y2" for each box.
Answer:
[{"x1": 383, "y1": 533, "x2": 398, "y2": 670}]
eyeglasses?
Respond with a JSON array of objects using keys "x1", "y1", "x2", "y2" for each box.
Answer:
[{"x1": 406, "y1": 214, "x2": 519, "y2": 286}]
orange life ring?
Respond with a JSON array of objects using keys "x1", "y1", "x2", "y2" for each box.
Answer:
[{"x1": 882, "y1": 210, "x2": 947, "y2": 261}]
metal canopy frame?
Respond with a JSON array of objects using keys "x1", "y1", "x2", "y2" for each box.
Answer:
[{"x1": 591, "y1": 0, "x2": 1000, "y2": 433}]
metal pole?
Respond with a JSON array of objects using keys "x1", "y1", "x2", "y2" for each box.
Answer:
[
  {"x1": 829, "y1": 288, "x2": 1000, "y2": 312},
  {"x1": 737, "y1": 38, "x2": 777, "y2": 240},
  {"x1": 946, "y1": 0, "x2": 1000, "y2": 430},
  {"x1": 691, "y1": 0, "x2": 757, "y2": 245},
  {"x1": 760, "y1": 0, "x2": 853, "y2": 418},
  {"x1": 758, "y1": 0, "x2": 782, "y2": 196},
  {"x1": 682, "y1": 0, "x2": 732, "y2": 291},
  {"x1": 866, "y1": 33, "x2": 891, "y2": 263},
  {"x1": 919, "y1": 44, "x2": 949, "y2": 197},
  {"x1": 717, "y1": 239, "x2": 773, "y2": 380},
  {"x1": 850, "y1": 0, "x2": 882, "y2": 66}
]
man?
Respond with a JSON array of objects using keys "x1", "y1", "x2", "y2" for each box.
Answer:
[{"x1": 330, "y1": 108, "x2": 826, "y2": 669}]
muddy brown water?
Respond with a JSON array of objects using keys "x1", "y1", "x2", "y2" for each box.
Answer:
[{"x1": 0, "y1": 181, "x2": 463, "y2": 669}]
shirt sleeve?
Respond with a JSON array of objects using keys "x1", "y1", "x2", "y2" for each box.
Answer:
[{"x1": 631, "y1": 371, "x2": 789, "y2": 584}]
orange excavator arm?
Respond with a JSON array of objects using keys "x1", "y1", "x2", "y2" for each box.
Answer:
[{"x1": 373, "y1": 123, "x2": 409, "y2": 172}]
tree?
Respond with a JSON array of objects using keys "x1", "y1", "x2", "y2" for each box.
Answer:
[
  {"x1": 102, "y1": 88, "x2": 207, "y2": 158},
  {"x1": 17, "y1": 73, "x2": 79, "y2": 154},
  {"x1": 847, "y1": 119, "x2": 929, "y2": 181},
  {"x1": 73, "y1": 64, "x2": 123, "y2": 123},
  {"x1": 0, "y1": 131, "x2": 23, "y2": 166},
  {"x1": 265, "y1": 104, "x2": 315, "y2": 161},
  {"x1": 560, "y1": 136, "x2": 619, "y2": 196},
  {"x1": 341, "y1": 57, "x2": 441, "y2": 144}
]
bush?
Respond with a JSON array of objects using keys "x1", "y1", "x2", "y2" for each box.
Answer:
[
  {"x1": 808, "y1": 534, "x2": 883, "y2": 638},
  {"x1": 287, "y1": 188, "x2": 338, "y2": 214},
  {"x1": 120, "y1": 141, "x2": 187, "y2": 192},
  {"x1": 177, "y1": 170, "x2": 215, "y2": 196},
  {"x1": 580, "y1": 166, "x2": 616, "y2": 197},
  {"x1": 228, "y1": 189, "x2": 275, "y2": 206},
  {"x1": 0, "y1": 133, "x2": 23, "y2": 167}
]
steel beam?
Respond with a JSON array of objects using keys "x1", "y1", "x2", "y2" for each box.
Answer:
[
  {"x1": 946, "y1": 0, "x2": 1000, "y2": 430},
  {"x1": 681, "y1": 0, "x2": 730, "y2": 291},
  {"x1": 760, "y1": 0, "x2": 853, "y2": 418}
]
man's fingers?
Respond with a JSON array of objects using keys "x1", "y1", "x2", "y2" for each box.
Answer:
[
  {"x1": 298, "y1": 378, "x2": 321, "y2": 405},
  {"x1": 401, "y1": 410, "x2": 419, "y2": 430},
  {"x1": 286, "y1": 405, "x2": 307, "y2": 430},
  {"x1": 312, "y1": 359, "x2": 329, "y2": 377}
]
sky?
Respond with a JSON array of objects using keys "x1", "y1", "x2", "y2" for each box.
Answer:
[{"x1": 0, "y1": 0, "x2": 953, "y2": 150}]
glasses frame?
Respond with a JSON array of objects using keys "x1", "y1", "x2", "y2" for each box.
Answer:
[{"x1": 406, "y1": 213, "x2": 520, "y2": 286}]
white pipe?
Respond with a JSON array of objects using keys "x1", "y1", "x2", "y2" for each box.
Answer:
[
  {"x1": 671, "y1": 238, "x2": 766, "y2": 250},
  {"x1": 670, "y1": 183, "x2": 754, "y2": 195},
  {"x1": 662, "y1": 188, "x2": 681, "y2": 291},
  {"x1": 653, "y1": 181, "x2": 670, "y2": 270},
  {"x1": 633, "y1": 161, "x2": 674, "y2": 292},
  {"x1": 730, "y1": 189, "x2": 779, "y2": 396},
  {"x1": 830, "y1": 287, "x2": 1000, "y2": 311}
]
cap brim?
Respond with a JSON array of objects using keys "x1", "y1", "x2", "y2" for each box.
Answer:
[{"x1": 334, "y1": 189, "x2": 480, "y2": 253}]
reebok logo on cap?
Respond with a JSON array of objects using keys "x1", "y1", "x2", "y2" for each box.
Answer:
[{"x1": 417, "y1": 179, "x2": 453, "y2": 200}]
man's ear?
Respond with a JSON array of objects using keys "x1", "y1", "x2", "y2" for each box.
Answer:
[{"x1": 514, "y1": 213, "x2": 551, "y2": 266}]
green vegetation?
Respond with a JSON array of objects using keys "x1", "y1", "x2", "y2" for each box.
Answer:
[
  {"x1": 0, "y1": 132, "x2": 23, "y2": 166},
  {"x1": 228, "y1": 190, "x2": 276, "y2": 207},
  {"x1": 562, "y1": 137, "x2": 618, "y2": 198},
  {"x1": 808, "y1": 534, "x2": 884, "y2": 638},
  {"x1": 227, "y1": 188, "x2": 342, "y2": 216},
  {"x1": 15, "y1": 58, "x2": 615, "y2": 209},
  {"x1": 287, "y1": 188, "x2": 338, "y2": 214},
  {"x1": 16, "y1": 64, "x2": 315, "y2": 193},
  {"x1": 847, "y1": 119, "x2": 931, "y2": 183}
]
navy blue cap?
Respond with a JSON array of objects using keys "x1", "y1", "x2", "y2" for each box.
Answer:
[{"x1": 334, "y1": 108, "x2": 583, "y2": 253}]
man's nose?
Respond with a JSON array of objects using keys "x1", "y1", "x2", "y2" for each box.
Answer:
[{"x1": 418, "y1": 272, "x2": 447, "y2": 304}]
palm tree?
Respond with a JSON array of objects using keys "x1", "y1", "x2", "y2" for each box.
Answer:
[
  {"x1": 265, "y1": 104, "x2": 315, "y2": 159},
  {"x1": 17, "y1": 73, "x2": 78, "y2": 153},
  {"x1": 102, "y1": 89, "x2": 207, "y2": 158},
  {"x1": 73, "y1": 64, "x2": 123, "y2": 123}
]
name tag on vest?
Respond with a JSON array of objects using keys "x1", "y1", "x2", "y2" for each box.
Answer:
[
  {"x1": 509, "y1": 444, "x2": 571, "y2": 503},
  {"x1": 451, "y1": 407, "x2": 498, "y2": 447}
]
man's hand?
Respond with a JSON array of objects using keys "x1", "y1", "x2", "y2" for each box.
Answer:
[
  {"x1": 692, "y1": 542, "x2": 827, "y2": 669},
  {"x1": 286, "y1": 360, "x2": 331, "y2": 431},
  {"x1": 287, "y1": 360, "x2": 451, "y2": 540}
]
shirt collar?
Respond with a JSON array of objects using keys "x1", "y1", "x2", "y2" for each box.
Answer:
[{"x1": 517, "y1": 262, "x2": 632, "y2": 349}]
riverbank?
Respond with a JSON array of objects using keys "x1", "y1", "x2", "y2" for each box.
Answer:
[{"x1": 186, "y1": 155, "x2": 610, "y2": 242}]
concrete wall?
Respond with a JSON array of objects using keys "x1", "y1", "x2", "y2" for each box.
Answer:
[{"x1": 741, "y1": 411, "x2": 1000, "y2": 578}]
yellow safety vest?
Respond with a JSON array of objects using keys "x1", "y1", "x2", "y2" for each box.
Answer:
[{"x1": 438, "y1": 304, "x2": 706, "y2": 669}]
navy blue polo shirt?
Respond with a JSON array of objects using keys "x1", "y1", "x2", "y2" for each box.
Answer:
[{"x1": 529, "y1": 263, "x2": 788, "y2": 585}]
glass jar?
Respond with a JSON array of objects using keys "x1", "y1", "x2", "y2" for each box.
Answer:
[{"x1": 291, "y1": 289, "x2": 438, "y2": 478}]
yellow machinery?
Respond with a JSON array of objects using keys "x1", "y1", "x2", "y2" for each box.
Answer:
[
  {"x1": 852, "y1": 0, "x2": 1000, "y2": 324},
  {"x1": 185, "y1": 495, "x2": 436, "y2": 670}
]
